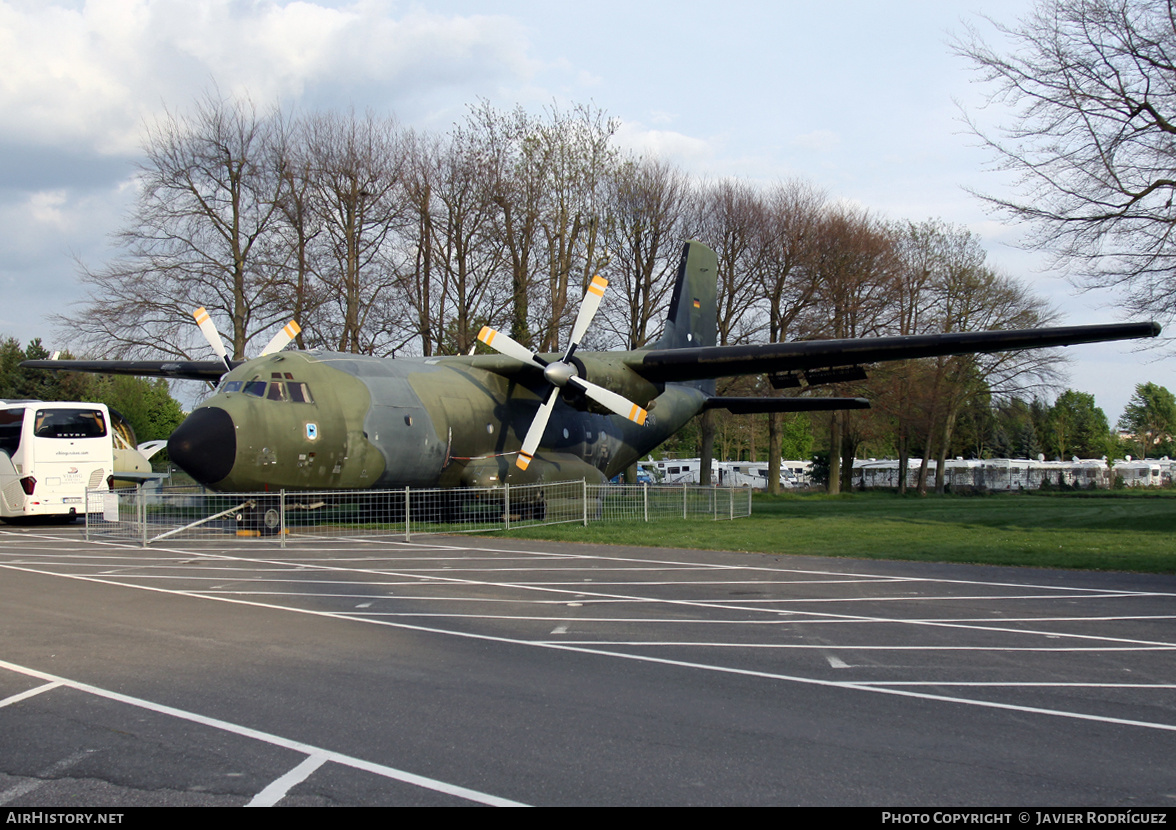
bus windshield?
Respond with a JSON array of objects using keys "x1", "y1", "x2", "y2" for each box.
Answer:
[{"x1": 33, "y1": 408, "x2": 108, "y2": 439}]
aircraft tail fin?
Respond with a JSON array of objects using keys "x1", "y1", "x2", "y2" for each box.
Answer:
[
  {"x1": 654, "y1": 242, "x2": 717, "y2": 393},
  {"x1": 655, "y1": 241, "x2": 717, "y2": 352}
]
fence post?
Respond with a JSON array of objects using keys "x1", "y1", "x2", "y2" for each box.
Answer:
[
  {"x1": 583, "y1": 479, "x2": 589, "y2": 526},
  {"x1": 643, "y1": 481, "x2": 648, "y2": 522},
  {"x1": 405, "y1": 487, "x2": 411, "y2": 541},
  {"x1": 683, "y1": 482, "x2": 688, "y2": 519},
  {"x1": 504, "y1": 483, "x2": 510, "y2": 531},
  {"x1": 729, "y1": 487, "x2": 734, "y2": 519},
  {"x1": 139, "y1": 486, "x2": 147, "y2": 548},
  {"x1": 280, "y1": 489, "x2": 286, "y2": 548}
]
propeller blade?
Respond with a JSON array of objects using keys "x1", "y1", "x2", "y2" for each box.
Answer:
[
  {"x1": 486, "y1": 277, "x2": 643, "y2": 473},
  {"x1": 567, "y1": 275, "x2": 608, "y2": 355},
  {"x1": 478, "y1": 326, "x2": 546, "y2": 367},
  {"x1": 516, "y1": 387, "x2": 559, "y2": 470},
  {"x1": 193, "y1": 307, "x2": 231, "y2": 373},
  {"x1": 569, "y1": 376, "x2": 648, "y2": 425},
  {"x1": 260, "y1": 320, "x2": 302, "y2": 356}
]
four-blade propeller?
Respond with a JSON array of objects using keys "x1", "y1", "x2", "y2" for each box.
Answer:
[
  {"x1": 478, "y1": 275, "x2": 648, "y2": 471},
  {"x1": 192, "y1": 308, "x2": 302, "y2": 373}
]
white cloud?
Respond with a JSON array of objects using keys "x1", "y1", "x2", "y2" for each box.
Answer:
[
  {"x1": 0, "y1": 181, "x2": 132, "y2": 343},
  {"x1": 613, "y1": 120, "x2": 715, "y2": 166},
  {"x1": 27, "y1": 190, "x2": 69, "y2": 229},
  {"x1": 0, "y1": 0, "x2": 538, "y2": 155},
  {"x1": 0, "y1": 183, "x2": 127, "y2": 266},
  {"x1": 790, "y1": 129, "x2": 841, "y2": 153}
]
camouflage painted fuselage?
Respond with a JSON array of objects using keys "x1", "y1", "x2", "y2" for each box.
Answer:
[{"x1": 167, "y1": 349, "x2": 706, "y2": 492}]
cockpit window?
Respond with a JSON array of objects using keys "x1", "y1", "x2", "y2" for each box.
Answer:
[
  {"x1": 220, "y1": 378, "x2": 313, "y2": 403},
  {"x1": 287, "y1": 382, "x2": 314, "y2": 403}
]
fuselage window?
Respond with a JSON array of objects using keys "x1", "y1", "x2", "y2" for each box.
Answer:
[
  {"x1": 267, "y1": 382, "x2": 287, "y2": 402},
  {"x1": 243, "y1": 381, "x2": 267, "y2": 397},
  {"x1": 221, "y1": 381, "x2": 243, "y2": 393}
]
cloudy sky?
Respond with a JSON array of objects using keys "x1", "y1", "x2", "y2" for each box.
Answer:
[{"x1": 0, "y1": 0, "x2": 1168, "y2": 423}]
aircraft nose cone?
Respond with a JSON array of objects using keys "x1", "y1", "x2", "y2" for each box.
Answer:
[{"x1": 168, "y1": 406, "x2": 236, "y2": 486}]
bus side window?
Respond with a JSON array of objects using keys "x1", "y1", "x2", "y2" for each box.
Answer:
[{"x1": 0, "y1": 409, "x2": 24, "y2": 456}]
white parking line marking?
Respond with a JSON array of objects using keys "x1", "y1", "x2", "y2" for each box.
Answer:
[
  {"x1": 4, "y1": 532, "x2": 1175, "y2": 737},
  {"x1": 0, "y1": 681, "x2": 61, "y2": 708},
  {"x1": 247, "y1": 753, "x2": 327, "y2": 807},
  {"x1": 8, "y1": 557, "x2": 1174, "y2": 651},
  {"x1": 0, "y1": 659, "x2": 527, "y2": 807}
]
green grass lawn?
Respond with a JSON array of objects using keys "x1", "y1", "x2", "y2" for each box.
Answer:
[{"x1": 488, "y1": 490, "x2": 1176, "y2": 573}]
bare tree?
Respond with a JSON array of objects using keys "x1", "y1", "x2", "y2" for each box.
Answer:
[
  {"x1": 807, "y1": 207, "x2": 901, "y2": 492},
  {"x1": 534, "y1": 103, "x2": 618, "y2": 351},
  {"x1": 920, "y1": 264, "x2": 1063, "y2": 493},
  {"x1": 693, "y1": 179, "x2": 770, "y2": 485},
  {"x1": 303, "y1": 110, "x2": 410, "y2": 355},
  {"x1": 66, "y1": 91, "x2": 290, "y2": 360},
  {"x1": 466, "y1": 102, "x2": 547, "y2": 349},
  {"x1": 271, "y1": 119, "x2": 324, "y2": 350},
  {"x1": 600, "y1": 156, "x2": 691, "y2": 349},
  {"x1": 411, "y1": 127, "x2": 511, "y2": 355},
  {"x1": 889, "y1": 220, "x2": 988, "y2": 492},
  {"x1": 758, "y1": 180, "x2": 826, "y2": 493},
  {"x1": 956, "y1": 0, "x2": 1176, "y2": 330}
]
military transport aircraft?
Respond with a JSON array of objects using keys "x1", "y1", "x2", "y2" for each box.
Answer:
[{"x1": 23, "y1": 242, "x2": 1160, "y2": 497}]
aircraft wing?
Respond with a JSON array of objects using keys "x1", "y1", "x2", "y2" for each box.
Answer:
[
  {"x1": 627, "y1": 322, "x2": 1162, "y2": 383},
  {"x1": 19, "y1": 359, "x2": 233, "y2": 381}
]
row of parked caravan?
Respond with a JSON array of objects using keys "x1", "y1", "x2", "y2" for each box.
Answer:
[
  {"x1": 641, "y1": 456, "x2": 1174, "y2": 491},
  {"x1": 851, "y1": 456, "x2": 1174, "y2": 491}
]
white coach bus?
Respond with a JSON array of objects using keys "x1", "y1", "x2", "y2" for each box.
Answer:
[{"x1": 0, "y1": 401, "x2": 114, "y2": 522}]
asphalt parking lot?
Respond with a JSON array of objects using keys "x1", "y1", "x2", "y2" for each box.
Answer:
[{"x1": 1, "y1": 523, "x2": 1174, "y2": 806}]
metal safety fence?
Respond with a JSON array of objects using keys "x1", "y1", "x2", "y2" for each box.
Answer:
[{"x1": 83, "y1": 481, "x2": 753, "y2": 547}]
